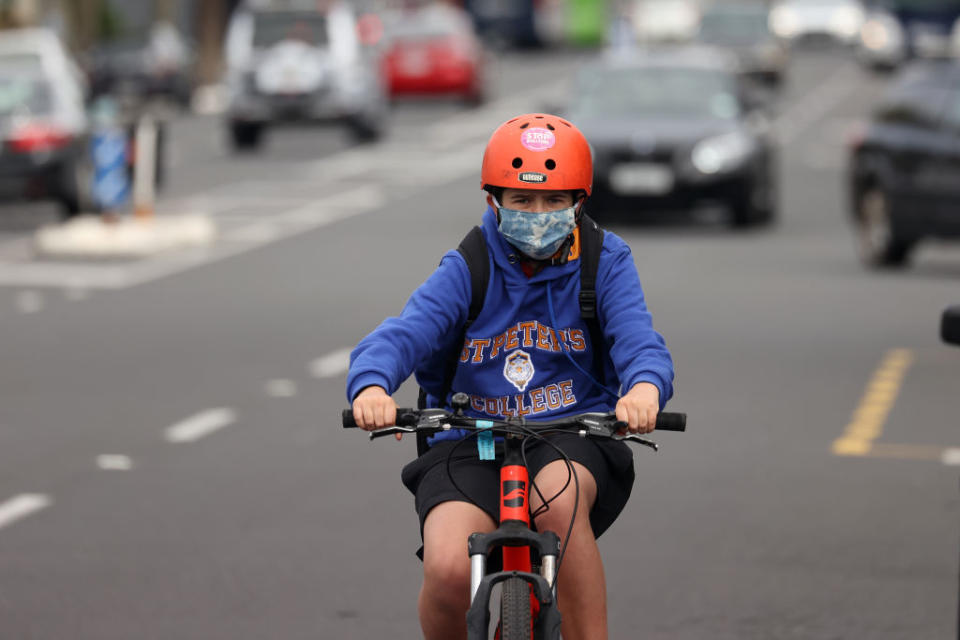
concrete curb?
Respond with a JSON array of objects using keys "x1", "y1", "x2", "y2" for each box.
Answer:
[{"x1": 34, "y1": 214, "x2": 217, "y2": 259}]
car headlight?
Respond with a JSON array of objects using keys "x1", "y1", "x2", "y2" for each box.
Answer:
[
  {"x1": 756, "y1": 42, "x2": 786, "y2": 65},
  {"x1": 830, "y1": 5, "x2": 865, "y2": 38},
  {"x1": 691, "y1": 131, "x2": 754, "y2": 175},
  {"x1": 860, "y1": 12, "x2": 903, "y2": 52},
  {"x1": 770, "y1": 6, "x2": 800, "y2": 39}
]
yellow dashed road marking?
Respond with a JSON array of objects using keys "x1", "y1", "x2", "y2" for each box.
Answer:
[{"x1": 832, "y1": 348, "x2": 914, "y2": 457}]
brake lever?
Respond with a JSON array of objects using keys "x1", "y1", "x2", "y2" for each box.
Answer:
[
  {"x1": 369, "y1": 426, "x2": 416, "y2": 440},
  {"x1": 613, "y1": 433, "x2": 659, "y2": 451}
]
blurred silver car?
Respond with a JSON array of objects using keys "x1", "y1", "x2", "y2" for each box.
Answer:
[
  {"x1": 696, "y1": 3, "x2": 790, "y2": 86},
  {"x1": 631, "y1": 0, "x2": 703, "y2": 43},
  {"x1": 0, "y1": 28, "x2": 93, "y2": 219},
  {"x1": 770, "y1": 0, "x2": 866, "y2": 44},
  {"x1": 224, "y1": 1, "x2": 389, "y2": 150}
]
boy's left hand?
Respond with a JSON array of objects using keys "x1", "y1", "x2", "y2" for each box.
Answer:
[{"x1": 615, "y1": 382, "x2": 660, "y2": 434}]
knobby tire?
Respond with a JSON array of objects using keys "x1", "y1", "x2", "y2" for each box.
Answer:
[{"x1": 500, "y1": 576, "x2": 532, "y2": 640}]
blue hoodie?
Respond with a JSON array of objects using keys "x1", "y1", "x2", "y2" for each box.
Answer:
[{"x1": 347, "y1": 207, "x2": 674, "y2": 442}]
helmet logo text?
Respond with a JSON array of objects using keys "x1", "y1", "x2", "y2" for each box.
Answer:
[
  {"x1": 520, "y1": 128, "x2": 555, "y2": 152},
  {"x1": 518, "y1": 172, "x2": 547, "y2": 184}
]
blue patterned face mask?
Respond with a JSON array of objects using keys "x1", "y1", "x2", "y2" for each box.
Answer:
[{"x1": 495, "y1": 199, "x2": 577, "y2": 260}]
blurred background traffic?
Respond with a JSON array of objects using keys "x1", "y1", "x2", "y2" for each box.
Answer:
[
  {"x1": 1, "y1": 0, "x2": 959, "y2": 265},
  {"x1": 1, "y1": 1, "x2": 959, "y2": 638}
]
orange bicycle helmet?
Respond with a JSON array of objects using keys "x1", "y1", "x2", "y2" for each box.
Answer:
[{"x1": 481, "y1": 113, "x2": 593, "y2": 196}]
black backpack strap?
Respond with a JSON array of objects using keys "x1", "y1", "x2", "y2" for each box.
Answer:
[
  {"x1": 578, "y1": 215, "x2": 607, "y2": 384},
  {"x1": 458, "y1": 225, "x2": 489, "y2": 327},
  {"x1": 416, "y1": 226, "x2": 489, "y2": 454}
]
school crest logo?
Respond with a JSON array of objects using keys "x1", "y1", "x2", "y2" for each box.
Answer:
[{"x1": 503, "y1": 350, "x2": 535, "y2": 392}]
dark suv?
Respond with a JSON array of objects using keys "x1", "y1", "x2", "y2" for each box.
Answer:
[{"x1": 847, "y1": 60, "x2": 960, "y2": 267}]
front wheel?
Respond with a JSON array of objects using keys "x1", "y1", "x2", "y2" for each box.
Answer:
[
  {"x1": 730, "y1": 188, "x2": 776, "y2": 228},
  {"x1": 856, "y1": 186, "x2": 913, "y2": 268},
  {"x1": 347, "y1": 115, "x2": 385, "y2": 144},
  {"x1": 229, "y1": 121, "x2": 264, "y2": 152},
  {"x1": 57, "y1": 155, "x2": 99, "y2": 220},
  {"x1": 500, "y1": 576, "x2": 532, "y2": 640}
]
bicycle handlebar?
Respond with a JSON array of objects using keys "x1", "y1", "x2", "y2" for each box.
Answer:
[{"x1": 342, "y1": 407, "x2": 686, "y2": 451}]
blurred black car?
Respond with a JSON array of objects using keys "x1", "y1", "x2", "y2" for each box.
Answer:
[
  {"x1": 567, "y1": 49, "x2": 776, "y2": 227},
  {"x1": 0, "y1": 29, "x2": 94, "y2": 219},
  {"x1": 943, "y1": 305, "x2": 960, "y2": 345},
  {"x1": 463, "y1": 0, "x2": 541, "y2": 48},
  {"x1": 857, "y1": 0, "x2": 960, "y2": 70},
  {"x1": 695, "y1": 3, "x2": 790, "y2": 87},
  {"x1": 847, "y1": 60, "x2": 960, "y2": 267},
  {"x1": 86, "y1": 23, "x2": 194, "y2": 109}
]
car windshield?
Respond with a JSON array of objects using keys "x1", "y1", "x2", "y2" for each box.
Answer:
[
  {"x1": 0, "y1": 56, "x2": 51, "y2": 118},
  {"x1": 571, "y1": 66, "x2": 741, "y2": 120},
  {"x1": 786, "y1": 0, "x2": 854, "y2": 5},
  {"x1": 388, "y1": 7, "x2": 468, "y2": 42},
  {"x1": 698, "y1": 9, "x2": 771, "y2": 43},
  {"x1": 252, "y1": 12, "x2": 328, "y2": 48},
  {"x1": 873, "y1": 0, "x2": 960, "y2": 10}
]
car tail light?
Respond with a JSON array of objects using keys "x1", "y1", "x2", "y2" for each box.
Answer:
[
  {"x1": 8, "y1": 121, "x2": 73, "y2": 153},
  {"x1": 357, "y1": 12, "x2": 384, "y2": 46},
  {"x1": 444, "y1": 35, "x2": 472, "y2": 59},
  {"x1": 845, "y1": 120, "x2": 868, "y2": 151}
]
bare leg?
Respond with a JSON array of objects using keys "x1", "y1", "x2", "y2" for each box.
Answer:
[
  {"x1": 419, "y1": 501, "x2": 497, "y2": 640},
  {"x1": 532, "y1": 460, "x2": 608, "y2": 640}
]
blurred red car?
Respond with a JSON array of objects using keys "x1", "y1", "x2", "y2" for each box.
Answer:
[{"x1": 381, "y1": 5, "x2": 487, "y2": 105}]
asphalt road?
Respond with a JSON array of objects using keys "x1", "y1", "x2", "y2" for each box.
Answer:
[{"x1": 0, "y1": 46, "x2": 958, "y2": 639}]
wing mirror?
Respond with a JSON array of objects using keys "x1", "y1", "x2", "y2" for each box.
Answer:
[
  {"x1": 941, "y1": 305, "x2": 960, "y2": 346},
  {"x1": 739, "y1": 77, "x2": 776, "y2": 114}
]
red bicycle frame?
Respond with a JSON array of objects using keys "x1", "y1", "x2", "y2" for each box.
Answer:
[{"x1": 466, "y1": 433, "x2": 563, "y2": 639}]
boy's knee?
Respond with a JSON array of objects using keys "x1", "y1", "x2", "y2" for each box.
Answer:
[{"x1": 423, "y1": 553, "x2": 471, "y2": 601}]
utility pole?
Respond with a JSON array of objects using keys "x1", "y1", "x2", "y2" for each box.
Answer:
[
  {"x1": 0, "y1": 0, "x2": 36, "y2": 27},
  {"x1": 195, "y1": 0, "x2": 227, "y2": 86},
  {"x1": 153, "y1": 0, "x2": 176, "y2": 22},
  {"x1": 61, "y1": 0, "x2": 101, "y2": 53}
]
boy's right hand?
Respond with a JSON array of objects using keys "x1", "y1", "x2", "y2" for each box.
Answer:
[{"x1": 351, "y1": 386, "x2": 398, "y2": 431}]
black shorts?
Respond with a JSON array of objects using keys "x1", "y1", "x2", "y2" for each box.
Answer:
[{"x1": 400, "y1": 433, "x2": 635, "y2": 558}]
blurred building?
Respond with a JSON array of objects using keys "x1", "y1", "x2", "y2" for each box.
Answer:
[{"x1": 0, "y1": 0, "x2": 241, "y2": 86}]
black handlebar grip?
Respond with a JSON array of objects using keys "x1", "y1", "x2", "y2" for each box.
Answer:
[
  {"x1": 342, "y1": 409, "x2": 418, "y2": 428},
  {"x1": 656, "y1": 412, "x2": 686, "y2": 431}
]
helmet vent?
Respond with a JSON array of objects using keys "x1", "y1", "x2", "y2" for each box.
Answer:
[
  {"x1": 545, "y1": 159, "x2": 556, "y2": 170},
  {"x1": 512, "y1": 157, "x2": 523, "y2": 168},
  {"x1": 535, "y1": 115, "x2": 544, "y2": 119},
  {"x1": 546, "y1": 123, "x2": 555, "y2": 131},
  {"x1": 519, "y1": 122, "x2": 530, "y2": 129},
  {"x1": 560, "y1": 120, "x2": 572, "y2": 127}
]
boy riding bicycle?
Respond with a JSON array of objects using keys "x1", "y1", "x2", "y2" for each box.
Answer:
[{"x1": 347, "y1": 113, "x2": 674, "y2": 640}]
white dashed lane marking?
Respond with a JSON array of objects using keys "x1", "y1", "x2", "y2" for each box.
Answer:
[
  {"x1": 97, "y1": 455, "x2": 134, "y2": 470},
  {"x1": 942, "y1": 449, "x2": 960, "y2": 466},
  {"x1": 165, "y1": 408, "x2": 236, "y2": 443},
  {"x1": 266, "y1": 379, "x2": 297, "y2": 397},
  {"x1": 0, "y1": 494, "x2": 52, "y2": 531},
  {"x1": 16, "y1": 290, "x2": 43, "y2": 314},
  {"x1": 310, "y1": 348, "x2": 352, "y2": 378}
]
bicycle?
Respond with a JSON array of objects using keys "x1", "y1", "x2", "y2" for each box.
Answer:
[{"x1": 343, "y1": 392, "x2": 686, "y2": 640}]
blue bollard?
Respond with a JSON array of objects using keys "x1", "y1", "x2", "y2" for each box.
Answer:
[{"x1": 89, "y1": 98, "x2": 130, "y2": 213}]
